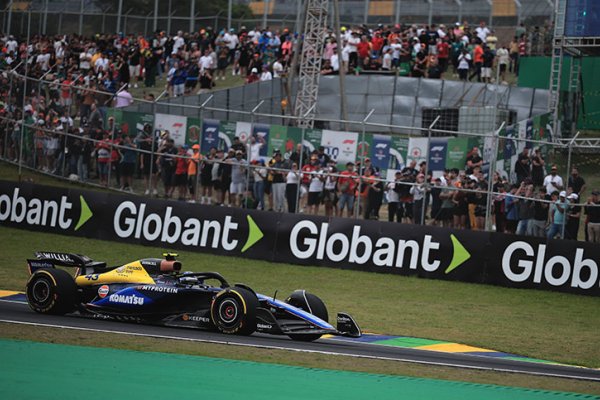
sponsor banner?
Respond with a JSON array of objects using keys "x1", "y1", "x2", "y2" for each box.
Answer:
[
  {"x1": 371, "y1": 134, "x2": 391, "y2": 173},
  {"x1": 252, "y1": 123, "x2": 270, "y2": 158},
  {"x1": 390, "y1": 136, "x2": 409, "y2": 170},
  {"x1": 303, "y1": 129, "x2": 322, "y2": 153},
  {"x1": 445, "y1": 137, "x2": 469, "y2": 170},
  {"x1": 219, "y1": 121, "x2": 237, "y2": 150},
  {"x1": 482, "y1": 135, "x2": 494, "y2": 177},
  {"x1": 119, "y1": 112, "x2": 154, "y2": 137},
  {"x1": 2, "y1": 180, "x2": 598, "y2": 296},
  {"x1": 186, "y1": 117, "x2": 202, "y2": 147},
  {"x1": 407, "y1": 137, "x2": 428, "y2": 165},
  {"x1": 154, "y1": 113, "x2": 187, "y2": 147},
  {"x1": 200, "y1": 119, "x2": 220, "y2": 153},
  {"x1": 428, "y1": 139, "x2": 448, "y2": 176},
  {"x1": 321, "y1": 130, "x2": 359, "y2": 166},
  {"x1": 235, "y1": 121, "x2": 252, "y2": 143},
  {"x1": 269, "y1": 124, "x2": 288, "y2": 155}
]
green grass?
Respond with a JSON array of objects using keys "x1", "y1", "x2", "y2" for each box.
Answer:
[{"x1": 1, "y1": 225, "x2": 599, "y2": 370}]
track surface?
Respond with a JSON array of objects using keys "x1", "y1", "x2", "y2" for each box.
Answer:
[{"x1": 1, "y1": 299, "x2": 599, "y2": 382}]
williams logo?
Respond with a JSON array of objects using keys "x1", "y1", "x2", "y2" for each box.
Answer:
[{"x1": 0, "y1": 188, "x2": 93, "y2": 231}]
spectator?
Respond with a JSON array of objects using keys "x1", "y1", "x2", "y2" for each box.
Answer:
[
  {"x1": 157, "y1": 138, "x2": 177, "y2": 198},
  {"x1": 410, "y1": 173, "x2": 427, "y2": 225},
  {"x1": 565, "y1": 193, "x2": 581, "y2": 240},
  {"x1": 585, "y1": 190, "x2": 600, "y2": 243},
  {"x1": 496, "y1": 44, "x2": 510, "y2": 82},
  {"x1": 174, "y1": 145, "x2": 189, "y2": 201},
  {"x1": 252, "y1": 160, "x2": 267, "y2": 210},
  {"x1": 286, "y1": 162, "x2": 300, "y2": 213},
  {"x1": 337, "y1": 162, "x2": 357, "y2": 217},
  {"x1": 543, "y1": 165, "x2": 564, "y2": 194},
  {"x1": 114, "y1": 84, "x2": 133, "y2": 108},
  {"x1": 567, "y1": 167, "x2": 586, "y2": 196},
  {"x1": 456, "y1": 49, "x2": 471, "y2": 81},
  {"x1": 531, "y1": 148, "x2": 545, "y2": 187},
  {"x1": 270, "y1": 151, "x2": 286, "y2": 212},
  {"x1": 547, "y1": 191, "x2": 568, "y2": 240},
  {"x1": 465, "y1": 147, "x2": 483, "y2": 175},
  {"x1": 119, "y1": 135, "x2": 137, "y2": 192},
  {"x1": 529, "y1": 187, "x2": 549, "y2": 237},
  {"x1": 386, "y1": 171, "x2": 402, "y2": 222},
  {"x1": 514, "y1": 148, "x2": 531, "y2": 185},
  {"x1": 229, "y1": 150, "x2": 247, "y2": 207},
  {"x1": 187, "y1": 144, "x2": 201, "y2": 202},
  {"x1": 504, "y1": 184, "x2": 520, "y2": 234}
]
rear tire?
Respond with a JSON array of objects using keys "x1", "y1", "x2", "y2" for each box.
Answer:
[
  {"x1": 285, "y1": 290, "x2": 329, "y2": 342},
  {"x1": 210, "y1": 287, "x2": 258, "y2": 336},
  {"x1": 26, "y1": 269, "x2": 78, "y2": 315}
]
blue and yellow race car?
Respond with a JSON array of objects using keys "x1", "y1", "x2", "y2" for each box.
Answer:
[{"x1": 25, "y1": 252, "x2": 361, "y2": 342}]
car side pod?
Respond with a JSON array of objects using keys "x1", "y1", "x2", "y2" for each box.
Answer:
[{"x1": 336, "y1": 312, "x2": 362, "y2": 338}]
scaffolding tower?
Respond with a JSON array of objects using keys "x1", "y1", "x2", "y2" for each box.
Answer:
[
  {"x1": 549, "y1": 0, "x2": 600, "y2": 137},
  {"x1": 294, "y1": 0, "x2": 329, "y2": 128}
]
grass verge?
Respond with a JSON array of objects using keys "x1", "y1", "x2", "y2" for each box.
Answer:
[{"x1": 1, "y1": 323, "x2": 599, "y2": 395}]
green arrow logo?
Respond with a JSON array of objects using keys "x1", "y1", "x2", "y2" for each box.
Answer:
[
  {"x1": 445, "y1": 234, "x2": 471, "y2": 274},
  {"x1": 74, "y1": 195, "x2": 93, "y2": 231},
  {"x1": 241, "y1": 215, "x2": 264, "y2": 252}
]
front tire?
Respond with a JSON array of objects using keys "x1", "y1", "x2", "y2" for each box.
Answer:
[
  {"x1": 210, "y1": 287, "x2": 258, "y2": 335},
  {"x1": 26, "y1": 269, "x2": 78, "y2": 315},
  {"x1": 286, "y1": 290, "x2": 329, "y2": 342}
]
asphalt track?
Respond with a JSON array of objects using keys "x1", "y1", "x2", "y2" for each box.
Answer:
[{"x1": 1, "y1": 298, "x2": 599, "y2": 382}]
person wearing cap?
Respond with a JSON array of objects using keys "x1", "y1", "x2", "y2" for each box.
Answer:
[
  {"x1": 543, "y1": 164, "x2": 563, "y2": 195},
  {"x1": 246, "y1": 67, "x2": 260, "y2": 84},
  {"x1": 269, "y1": 151, "x2": 286, "y2": 212},
  {"x1": 547, "y1": 191, "x2": 568, "y2": 240},
  {"x1": 337, "y1": 162, "x2": 358, "y2": 218},
  {"x1": 566, "y1": 192, "x2": 581, "y2": 240},
  {"x1": 585, "y1": 190, "x2": 600, "y2": 243},
  {"x1": 567, "y1": 166, "x2": 586, "y2": 196}
]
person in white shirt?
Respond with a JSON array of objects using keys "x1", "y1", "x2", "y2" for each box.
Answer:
[
  {"x1": 114, "y1": 86, "x2": 133, "y2": 108},
  {"x1": 543, "y1": 165, "x2": 564, "y2": 194},
  {"x1": 496, "y1": 45, "x2": 510, "y2": 82},
  {"x1": 476, "y1": 21, "x2": 490, "y2": 43},
  {"x1": 272, "y1": 58, "x2": 283, "y2": 78},
  {"x1": 330, "y1": 53, "x2": 339, "y2": 72},
  {"x1": 95, "y1": 54, "x2": 108, "y2": 73},
  {"x1": 382, "y1": 48, "x2": 392, "y2": 71},
  {"x1": 172, "y1": 31, "x2": 185, "y2": 55},
  {"x1": 198, "y1": 49, "x2": 213, "y2": 73},
  {"x1": 36, "y1": 51, "x2": 50, "y2": 71},
  {"x1": 457, "y1": 50, "x2": 471, "y2": 81},
  {"x1": 6, "y1": 36, "x2": 17, "y2": 53},
  {"x1": 259, "y1": 65, "x2": 272, "y2": 81},
  {"x1": 247, "y1": 135, "x2": 265, "y2": 162}
]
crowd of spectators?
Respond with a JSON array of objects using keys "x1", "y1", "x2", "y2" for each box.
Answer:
[{"x1": 0, "y1": 21, "x2": 596, "y2": 243}]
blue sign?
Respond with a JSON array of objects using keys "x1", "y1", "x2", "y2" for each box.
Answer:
[
  {"x1": 371, "y1": 134, "x2": 391, "y2": 172},
  {"x1": 252, "y1": 124, "x2": 270, "y2": 157},
  {"x1": 201, "y1": 119, "x2": 220, "y2": 153},
  {"x1": 428, "y1": 139, "x2": 448, "y2": 173}
]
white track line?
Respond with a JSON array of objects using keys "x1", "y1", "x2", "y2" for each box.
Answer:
[{"x1": 1, "y1": 319, "x2": 598, "y2": 382}]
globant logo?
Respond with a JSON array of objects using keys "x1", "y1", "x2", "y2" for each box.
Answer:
[
  {"x1": 502, "y1": 241, "x2": 599, "y2": 289},
  {"x1": 289, "y1": 220, "x2": 471, "y2": 273},
  {"x1": 113, "y1": 201, "x2": 263, "y2": 252},
  {"x1": 0, "y1": 188, "x2": 93, "y2": 231}
]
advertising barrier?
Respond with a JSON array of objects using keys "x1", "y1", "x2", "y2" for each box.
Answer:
[{"x1": 1, "y1": 180, "x2": 598, "y2": 296}]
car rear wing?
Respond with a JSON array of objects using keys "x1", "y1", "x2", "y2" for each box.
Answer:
[{"x1": 27, "y1": 251, "x2": 96, "y2": 275}]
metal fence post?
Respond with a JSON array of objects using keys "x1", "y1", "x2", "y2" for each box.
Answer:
[
  {"x1": 247, "y1": 100, "x2": 264, "y2": 204},
  {"x1": 485, "y1": 122, "x2": 503, "y2": 231},
  {"x1": 421, "y1": 115, "x2": 440, "y2": 225},
  {"x1": 227, "y1": 0, "x2": 232, "y2": 30},
  {"x1": 79, "y1": 0, "x2": 84, "y2": 35},
  {"x1": 296, "y1": 125, "x2": 306, "y2": 213},
  {"x1": 18, "y1": 8, "x2": 32, "y2": 180},
  {"x1": 6, "y1": 1, "x2": 13, "y2": 36},
  {"x1": 196, "y1": 95, "x2": 214, "y2": 202},
  {"x1": 116, "y1": 0, "x2": 123, "y2": 33},
  {"x1": 356, "y1": 109, "x2": 375, "y2": 220},
  {"x1": 394, "y1": 0, "x2": 401, "y2": 25},
  {"x1": 190, "y1": 0, "x2": 195, "y2": 34},
  {"x1": 562, "y1": 131, "x2": 579, "y2": 238}
]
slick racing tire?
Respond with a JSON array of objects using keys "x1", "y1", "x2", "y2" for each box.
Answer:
[
  {"x1": 26, "y1": 269, "x2": 78, "y2": 315},
  {"x1": 210, "y1": 287, "x2": 258, "y2": 336},
  {"x1": 285, "y1": 290, "x2": 329, "y2": 342}
]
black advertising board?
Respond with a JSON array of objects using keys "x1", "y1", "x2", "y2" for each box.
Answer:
[{"x1": 1, "y1": 180, "x2": 599, "y2": 296}]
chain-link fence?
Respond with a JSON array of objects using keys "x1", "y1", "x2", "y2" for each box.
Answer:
[{"x1": 2, "y1": 70, "x2": 599, "y2": 242}]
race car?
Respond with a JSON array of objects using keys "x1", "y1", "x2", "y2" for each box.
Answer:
[{"x1": 25, "y1": 251, "x2": 361, "y2": 342}]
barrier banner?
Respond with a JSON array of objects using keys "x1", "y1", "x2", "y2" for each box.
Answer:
[
  {"x1": 390, "y1": 136, "x2": 408, "y2": 170},
  {"x1": 321, "y1": 130, "x2": 359, "y2": 166},
  {"x1": 219, "y1": 121, "x2": 237, "y2": 150},
  {"x1": 252, "y1": 123, "x2": 270, "y2": 158},
  {"x1": 371, "y1": 134, "x2": 391, "y2": 173},
  {"x1": 428, "y1": 138, "x2": 448, "y2": 177},
  {"x1": 1, "y1": 180, "x2": 599, "y2": 296},
  {"x1": 186, "y1": 117, "x2": 202, "y2": 147},
  {"x1": 200, "y1": 119, "x2": 220, "y2": 153},
  {"x1": 154, "y1": 113, "x2": 187, "y2": 146}
]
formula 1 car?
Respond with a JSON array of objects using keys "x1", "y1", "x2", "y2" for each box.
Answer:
[{"x1": 25, "y1": 252, "x2": 361, "y2": 342}]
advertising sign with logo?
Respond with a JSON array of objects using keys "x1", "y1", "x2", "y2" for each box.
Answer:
[
  {"x1": 445, "y1": 137, "x2": 469, "y2": 171},
  {"x1": 186, "y1": 117, "x2": 201, "y2": 147},
  {"x1": 268, "y1": 124, "x2": 288, "y2": 155},
  {"x1": 303, "y1": 129, "x2": 322, "y2": 153},
  {"x1": 321, "y1": 130, "x2": 358, "y2": 166},
  {"x1": 219, "y1": 121, "x2": 237, "y2": 150},
  {"x1": 119, "y1": 112, "x2": 154, "y2": 138},
  {"x1": 428, "y1": 139, "x2": 448, "y2": 176},
  {"x1": 252, "y1": 123, "x2": 270, "y2": 158},
  {"x1": 390, "y1": 136, "x2": 409, "y2": 170},
  {"x1": 370, "y1": 134, "x2": 391, "y2": 173},
  {"x1": 407, "y1": 137, "x2": 428, "y2": 165},
  {"x1": 154, "y1": 113, "x2": 188, "y2": 146},
  {"x1": 235, "y1": 121, "x2": 252, "y2": 143},
  {"x1": 200, "y1": 119, "x2": 220, "y2": 153},
  {"x1": 2, "y1": 180, "x2": 598, "y2": 297}
]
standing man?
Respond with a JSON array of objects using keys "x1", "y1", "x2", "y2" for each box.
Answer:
[
  {"x1": 337, "y1": 162, "x2": 358, "y2": 217},
  {"x1": 585, "y1": 190, "x2": 600, "y2": 242},
  {"x1": 543, "y1": 165, "x2": 564, "y2": 194},
  {"x1": 547, "y1": 191, "x2": 568, "y2": 240}
]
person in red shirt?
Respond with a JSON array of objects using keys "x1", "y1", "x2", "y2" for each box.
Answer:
[
  {"x1": 370, "y1": 31, "x2": 384, "y2": 60},
  {"x1": 356, "y1": 36, "x2": 371, "y2": 68},
  {"x1": 469, "y1": 40, "x2": 484, "y2": 82},
  {"x1": 337, "y1": 162, "x2": 358, "y2": 217},
  {"x1": 436, "y1": 38, "x2": 450, "y2": 73}
]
